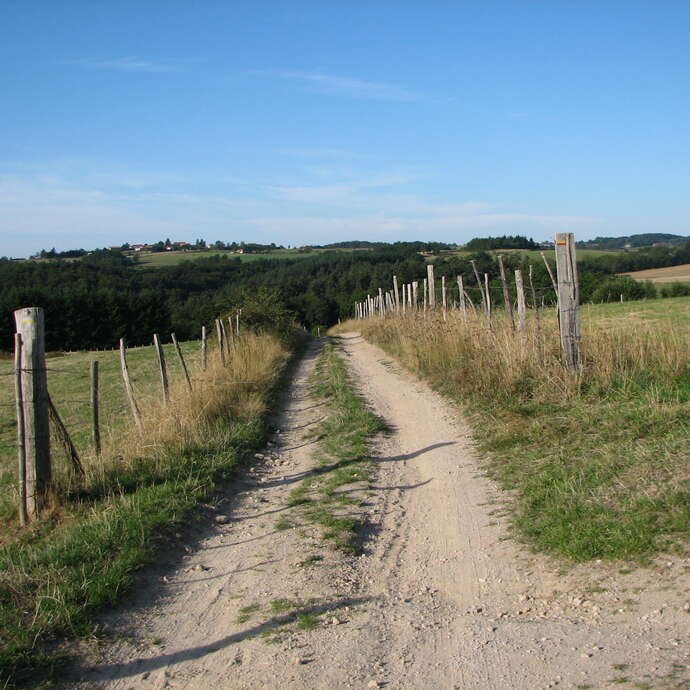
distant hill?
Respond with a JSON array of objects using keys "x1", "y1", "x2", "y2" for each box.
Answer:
[{"x1": 578, "y1": 233, "x2": 690, "y2": 250}]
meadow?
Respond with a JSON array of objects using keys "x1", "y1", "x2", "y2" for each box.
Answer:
[
  {"x1": 338, "y1": 296, "x2": 690, "y2": 562},
  {"x1": 623, "y1": 262, "x2": 690, "y2": 284}
]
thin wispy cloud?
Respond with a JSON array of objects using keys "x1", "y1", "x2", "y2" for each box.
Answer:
[
  {"x1": 264, "y1": 70, "x2": 424, "y2": 101},
  {"x1": 67, "y1": 57, "x2": 178, "y2": 73}
]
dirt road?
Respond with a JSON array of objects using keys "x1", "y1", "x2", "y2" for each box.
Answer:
[{"x1": 71, "y1": 334, "x2": 689, "y2": 689}]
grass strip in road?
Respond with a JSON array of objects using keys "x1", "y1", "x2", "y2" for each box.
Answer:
[
  {"x1": 284, "y1": 342, "x2": 385, "y2": 553},
  {"x1": 0, "y1": 331, "x2": 294, "y2": 688}
]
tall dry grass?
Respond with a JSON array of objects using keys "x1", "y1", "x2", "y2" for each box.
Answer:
[
  {"x1": 341, "y1": 307, "x2": 688, "y2": 404},
  {"x1": 59, "y1": 331, "x2": 289, "y2": 499}
]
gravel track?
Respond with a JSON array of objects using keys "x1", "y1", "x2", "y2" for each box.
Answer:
[{"x1": 69, "y1": 334, "x2": 689, "y2": 690}]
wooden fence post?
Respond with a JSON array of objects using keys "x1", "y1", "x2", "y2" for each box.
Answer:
[
  {"x1": 378, "y1": 287, "x2": 384, "y2": 318},
  {"x1": 14, "y1": 333, "x2": 27, "y2": 526},
  {"x1": 47, "y1": 394, "x2": 85, "y2": 477},
  {"x1": 457, "y1": 276, "x2": 467, "y2": 321},
  {"x1": 393, "y1": 276, "x2": 400, "y2": 312},
  {"x1": 484, "y1": 274, "x2": 492, "y2": 320},
  {"x1": 470, "y1": 260, "x2": 486, "y2": 315},
  {"x1": 515, "y1": 269, "x2": 527, "y2": 333},
  {"x1": 91, "y1": 360, "x2": 101, "y2": 456},
  {"x1": 13, "y1": 307, "x2": 51, "y2": 520},
  {"x1": 554, "y1": 233, "x2": 581, "y2": 372},
  {"x1": 216, "y1": 319, "x2": 225, "y2": 366},
  {"x1": 172, "y1": 333, "x2": 193, "y2": 392},
  {"x1": 427, "y1": 264, "x2": 435, "y2": 308},
  {"x1": 441, "y1": 276, "x2": 447, "y2": 320},
  {"x1": 120, "y1": 338, "x2": 142, "y2": 428},
  {"x1": 497, "y1": 255, "x2": 515, "y2": 329},
  {"x1": 540, "y1": 251, "x2": 558, "y2": 296},
  {"x1": 201, "y1": 326, "x2": 207, "y2": 371},
  {"x1": 423, "y1": 278, "x2": 428, "y2": 311},
  {"x1": 153, "y1": 334, "x2": 170, "y2": 404}
]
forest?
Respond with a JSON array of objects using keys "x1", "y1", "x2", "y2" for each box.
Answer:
[{"x1": 1, "y1": 241, "x2": 689, "y2": 352}]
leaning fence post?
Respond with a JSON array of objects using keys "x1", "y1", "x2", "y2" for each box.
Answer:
[
  {"x1": 120, "y1": 338, "x2": 142, "y2": 428},
  {"x1": 47, "y1": 394, "x2": 85, "y2": 477},
  {"x1": 14, "y1": 333, "x2": 27, "y2": 526},
  {"x1": 484, "y1": 274, "x2": 492, "y2": 320},
  {"x1": 172, "y1": 333, "x2": 193, "y2": 392},
  {"x1": 515, "y1": 269, "x2": 527, "y2": 333},
  {"x1": 470, "y1": 259, "x2": 486, "y2": 315},
  {"x1": 554, "y1": 233, "x2": 581, "y2": 372},
  {"x1": 215, "y1": 319, "x2": 225, "y2": 366},
  {"x1": 91, "y1": 360, "x2": 101, "y2": 456},
  {"x1": 153, "y1": 334, "x2": 170, "y2": 404},
  {"x1": 13, "y1": 307, "x2": 51, "y2": 520}
]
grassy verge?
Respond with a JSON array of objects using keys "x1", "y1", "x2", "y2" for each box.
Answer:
[
  {"x1": 337, "y1": 297, "x2": 690, "y2": 563},
  {"x1": 0, "y1": 331, "x2": 293, "y2": 687},
  {"x1": 283, "y1": 342, "x2": 385, "y2": 553}
]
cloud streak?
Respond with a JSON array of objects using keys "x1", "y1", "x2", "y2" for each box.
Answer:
[
  {"x1": 263, "y1": 70, "x2": 424, "y2": 101},
  {"x1": 67, "y1": 57, "x2": 178, "y2": 73}
]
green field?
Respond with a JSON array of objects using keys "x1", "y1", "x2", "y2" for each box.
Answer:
[
  {"x1": 133, "y1": 247, "x2": 367, "y2": 268},
  {"x1": 0, "y1": 339, "x2": 202, "y2": 523},
  {"x1": 433, "y1": 247, "x2": 624, "y2": 261}
]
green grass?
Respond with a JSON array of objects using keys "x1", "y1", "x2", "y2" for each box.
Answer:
[
  {"x1": 284, "y1": 342, "x2": 385, "y2": 553},
  {"x1": 0, "y1": 333, "x2": 292, "y2": 687},
  {"x1": 0, "y1": 339, "x2": 203, "y2": 526}
]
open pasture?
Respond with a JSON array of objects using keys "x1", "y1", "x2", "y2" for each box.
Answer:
[{"x1": 622, "y1": 263, "x2": 690, "y2": 284}]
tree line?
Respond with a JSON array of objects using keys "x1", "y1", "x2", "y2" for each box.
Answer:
[{"x1": 1, "y1": 242, "x2": 688, "y2": 352}]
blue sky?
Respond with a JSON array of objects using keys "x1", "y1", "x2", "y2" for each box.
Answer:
[{"x1": 2, "y1": 1, "x2": 690, "y2": 256}]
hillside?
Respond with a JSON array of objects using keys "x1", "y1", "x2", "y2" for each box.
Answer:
[{"x1": 578, "y1": 232, "x2": 690, "y2": 249}]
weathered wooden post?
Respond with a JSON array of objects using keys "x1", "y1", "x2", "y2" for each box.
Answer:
[
  {"x1": 201, "y1": 326, "x2": 207, "y2": 371},
  {"x1": 554, "y1": 233, "x2": 581, "y2": 372},
  {"x1": 153, "y1": 334, "x2": 170, "y2": 404},
  {"x1": 427, "y1": 264, "x2": 435, "y2": 308},
  {"x1": 540, "y1": 251, "x2": 558, "y2": 296},
  {"x1": 423, "y1": 278, "x2": 428, "y2": 311},
  {"x1": 120, "y1": 338, "x2": 142, "y2": 428},
  {"x1": 515, "y1": 269, "x2": 527, "y2": 333},
  {"x1": 378, "y1": 287, "x2": 384, "y2": 318},
  {"x1": 441, "y1": 276, "x2": 447, "y2": 320},
  {"x1": 14, "y1": 307, "x2": 51, "y2": 520},
  {"x1": 14, "y1": 333, "x2": 27, "y2": 526},
  {"x1": 393, "y1": 276, "x2": 400, "y2": 312},
  {"x1": 497, "y1": 255, "x2": 515, "y2": 329},
  {"x1": 457, "y1": 276, "x2": 467, "y2": 321},
  {"x1": 470, "y1": 259, "x2": 486, "y2": 315},
  {"x1": 172, "y1": 333, "x2": 193, "y2": 392},
  {"x1": 47, "y1": 394, "x2": 84, "y2": 477},
  {"x1": 91, "y1": 360, "x2": 101, "y2": 456},
  {"x1": 215, "y1": 319, "x2": 225, "y2": 366},
  {"x1": 484, "y1": 274, "x2": 492, "y2": 320},
  {"x1": 412, "y1": 281, "x2": 418, "y2": 309}
]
